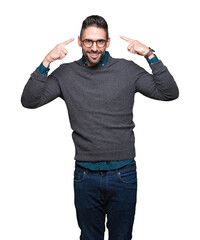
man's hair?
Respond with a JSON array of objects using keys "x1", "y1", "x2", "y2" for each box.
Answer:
[{"x1": 80, "y1": 15, "x2": 109, "y2": 40}]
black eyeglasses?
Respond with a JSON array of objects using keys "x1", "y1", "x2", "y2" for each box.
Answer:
[{"x1": 81, "y1": 39, "x2": 107, "y2": 48}]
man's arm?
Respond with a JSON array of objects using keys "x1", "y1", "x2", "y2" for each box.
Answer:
[
  {"x1": 134, "y1": 60, "x2": 179, "y2": 101},
  {"x1": 120, "y1": 36, "x2": 179, "y2": 101},
  {"x1": 21, "y1": 38, "x2": 74, "y2": 109}
]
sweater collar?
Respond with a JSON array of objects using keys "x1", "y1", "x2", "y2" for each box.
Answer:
[{"x1": 81, "y1": 51, "x2": 110, "y2": 67}]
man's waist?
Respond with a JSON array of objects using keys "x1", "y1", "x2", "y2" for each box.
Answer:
[{"x1": 74, "y1": 147, "x2": 136, "y2": 162}]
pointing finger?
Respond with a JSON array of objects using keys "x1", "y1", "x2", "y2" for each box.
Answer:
[
  {"x1": 62, "y1": 38, "x2": 75, "y2": 46},
  {"x1": 120, "y1": 35, "x2": 134, "y2": 43}
]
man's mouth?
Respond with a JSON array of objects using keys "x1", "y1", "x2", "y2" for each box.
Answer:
[{"x1": 87, "y1": 51, "x2": 101, "y2": 59}]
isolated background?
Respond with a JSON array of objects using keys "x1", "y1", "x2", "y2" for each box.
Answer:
[{"x1": 1, "y1": 0, "x2": 199, "y2": 239}]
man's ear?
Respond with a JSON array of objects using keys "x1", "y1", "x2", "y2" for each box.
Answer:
[
  {"x1": 106, "y1": 37, "x2": 111, "y2": 48},
  {"x1": 78, "y1": 36, "x2": 82, "y2": 47}
]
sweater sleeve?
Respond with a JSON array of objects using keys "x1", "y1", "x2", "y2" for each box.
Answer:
[
  {"x1": 135, "y1": 60, "x2": 179, "y2": 101},
  {"x1": 21, "y1": 68, "x2": 62, "y2": 109}
]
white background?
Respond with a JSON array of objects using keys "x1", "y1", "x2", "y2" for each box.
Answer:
[{"x1": 0, "y1": 0, "x2": 199, "y2": 239}]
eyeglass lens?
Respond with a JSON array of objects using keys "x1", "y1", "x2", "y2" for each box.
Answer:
[{"x1": 82, "y1": 39, "x2": 106, "y2": 48}]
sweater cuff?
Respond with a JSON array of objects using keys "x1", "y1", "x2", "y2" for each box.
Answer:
[
  {"x1": 146, "y1": 54, "x2": 159, "y2": 65},
  {"x1": 37, "y1": 62, "x2": 50, "y2": 76}
]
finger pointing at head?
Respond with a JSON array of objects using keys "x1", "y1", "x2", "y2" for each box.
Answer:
[
  {"x1": 120, "y1": 35, "x2": 134, "y2": 43},
  {"x1": 62, "y1": 38, "x2": 75, "y2": 46}
]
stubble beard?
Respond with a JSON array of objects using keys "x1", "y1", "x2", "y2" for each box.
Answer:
[{"x1": 82, "y1": 48, "x2": 106, "y2": 66}]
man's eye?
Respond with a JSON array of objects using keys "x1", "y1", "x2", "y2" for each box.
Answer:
[
  {"x1": 85, "y1": 40, "x2": 92, "y2": 44},
  {"x1": 97, "y1": 40, "x2": 104, "y2": 44}
]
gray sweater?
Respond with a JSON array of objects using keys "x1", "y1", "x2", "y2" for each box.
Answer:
[{"x1": 21, "y1": 56, "x2": 179, "y2": 162}]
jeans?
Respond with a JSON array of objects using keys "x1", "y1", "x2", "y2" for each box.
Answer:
[{"x1": 73, "y1": 160, "x2": 137, "y2": 240}]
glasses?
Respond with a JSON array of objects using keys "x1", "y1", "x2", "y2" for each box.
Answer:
[{"x1": 81, "y1": 39, "x2": 107, "y2": 48}]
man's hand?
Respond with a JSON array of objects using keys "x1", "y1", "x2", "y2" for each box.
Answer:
[
  {"x1": 43, "y1": 38, "x2": 75, "y2": 67},
  {"x1": 120, "y1": 36, "x2": 154, "y2": 59}
]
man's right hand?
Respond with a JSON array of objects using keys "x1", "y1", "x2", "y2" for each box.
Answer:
[{"x1": 43, "y1": 38, "x2": 75, "y2": 67}]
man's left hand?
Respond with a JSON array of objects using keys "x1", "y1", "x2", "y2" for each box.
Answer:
[{"x1": 120, "y1": 35, "x2": 153, "y2": 58}]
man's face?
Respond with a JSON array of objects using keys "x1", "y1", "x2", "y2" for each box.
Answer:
[{"x1": 78, "y1": 26, "x2": 110, "y2": 66}]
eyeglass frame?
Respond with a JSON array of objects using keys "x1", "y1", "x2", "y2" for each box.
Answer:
[{"x1": 81, "y1": 39, "x2": 108, "y2": 48}]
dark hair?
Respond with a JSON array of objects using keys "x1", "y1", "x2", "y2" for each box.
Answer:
[{"x1": 80, "y1": 15, "x2": 109, "y2": 40}]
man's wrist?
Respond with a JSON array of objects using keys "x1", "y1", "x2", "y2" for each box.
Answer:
[
  {"x1": 38, "y1": 61, "x2": 50, "y2": 76},
  {"x1": 43, "y1": 58, "x2": 51, "y2": 68},
  {"x1": 146, "y1": 54, "x2": 159, "y2": 65},
  {"x1": 144, "y1": 48, "x2": 155, "y2": 59},
  {"x1": 147, "y1": 53, "x2": 155, "y2": 59}
]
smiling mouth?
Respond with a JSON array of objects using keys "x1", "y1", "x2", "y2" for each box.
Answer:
[
  {"x1": 87, "y1": 51, "x2": 102, "y2": 59},
  {"x1": 89, "y1": 53, "x2": 100, "y2": 59}
]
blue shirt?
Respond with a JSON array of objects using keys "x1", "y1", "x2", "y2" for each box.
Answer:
[{"x1": 37, "y1": 52, "x2": 159, "y2": 170}]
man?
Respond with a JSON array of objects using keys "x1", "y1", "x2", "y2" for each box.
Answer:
[{"x1": 21, "y1": 15, "x2": 179, "y2": 240}]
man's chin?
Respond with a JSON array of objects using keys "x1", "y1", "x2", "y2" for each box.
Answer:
[
  {"x1": 88, "y1": 59, "x2": 100, "y2": 65},
  {"x1": 87, "y1": 56, "x2": 101, "y2": 65},
  {"x1": 85, "y1": 52, "x2": 105, "y2": 66}
]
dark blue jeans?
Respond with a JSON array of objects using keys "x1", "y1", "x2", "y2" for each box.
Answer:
[{"x1": 73, "y1": 160, "x2": 137, "y2": 240}]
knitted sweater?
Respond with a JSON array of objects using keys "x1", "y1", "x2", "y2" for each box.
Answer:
[{"x1": 21, "y1": 56, "x2": 179, "y2": 162}]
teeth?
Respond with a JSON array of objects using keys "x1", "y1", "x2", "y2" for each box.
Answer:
[{"x1": 90, "y1": 54, "x2": 98, "y2": 58}]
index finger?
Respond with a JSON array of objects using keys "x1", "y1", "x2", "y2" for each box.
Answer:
[
  {"x1": 120, "y1": 35, "x2": 134, "y2": 43},
  {"x1": 62, "y1": 38, "x2": 75, "y2": 46}
]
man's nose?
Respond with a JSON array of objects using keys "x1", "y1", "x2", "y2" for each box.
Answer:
[{"x1": 91, "y1": 42, "x2": 97, "y2": 51}]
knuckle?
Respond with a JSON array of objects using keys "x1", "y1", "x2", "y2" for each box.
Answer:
[{"x1": 56, "y1": 44, "x2": 61, "y2": 49}]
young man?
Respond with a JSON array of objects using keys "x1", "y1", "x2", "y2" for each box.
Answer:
[{"x1": 21, "y1": 15, "x2": 179, "y2": 240}]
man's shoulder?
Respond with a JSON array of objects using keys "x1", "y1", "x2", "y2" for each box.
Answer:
[
  {"x1": 109, "y1": 56, "x2": 138, "y2": 67},
  {"x1": 59, "y1": 60, "x2": 80, "y2": 68},
  {"x1": 49, "y1": 60, "x2": 79, "y2": 78},
  {"x1": 110, "y1": 55, "x2": 136, "y2": 63},
  {"x1": 55, "y1": 60, "x2": 81, "y2": 72}
]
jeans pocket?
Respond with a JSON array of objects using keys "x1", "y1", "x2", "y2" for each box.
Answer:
[
  {"x1": 74, "y1": 169, "x2": 87, "y2": 182},
  {"x1": 117, "y1": 168, "x2": 137, "y2": 184}
]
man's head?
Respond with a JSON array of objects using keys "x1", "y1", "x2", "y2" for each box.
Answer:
[{"x1": 78, "y1": 15, "x2": 110, "y2": 66}]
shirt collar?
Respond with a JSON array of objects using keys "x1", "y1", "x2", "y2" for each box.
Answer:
[{"x1": 81, "y1": 51, "x2": 110, "y2": 67}]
